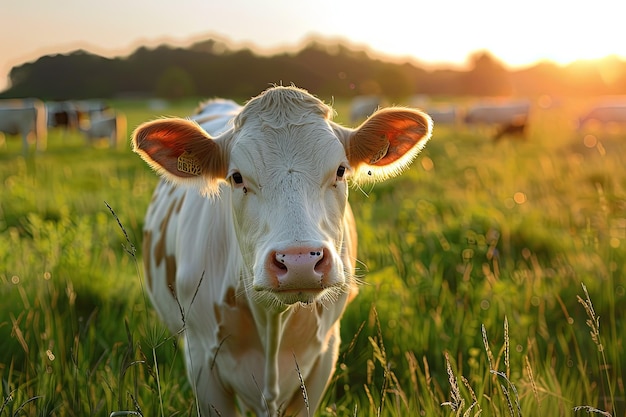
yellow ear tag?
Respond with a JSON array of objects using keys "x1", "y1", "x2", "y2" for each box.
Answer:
[{"x1": 177, "y1": 151, "x2": 202, "y2": 176}]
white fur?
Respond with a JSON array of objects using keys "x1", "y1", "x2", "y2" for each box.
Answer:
[
  {"x1": 0, "y1": 98, "x2": 47, "y2": 153},
  {"x1": 134, "y1": 86, "x2": 431, "y2": 416}
]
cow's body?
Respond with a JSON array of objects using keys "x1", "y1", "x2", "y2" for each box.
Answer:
[
  {"x1": 0, "y1": 99, "x2": 47, "y2": 153},
  {"x1": 133, "y1": 86, "x2": 432, "y2": 416},
  {"x1": 577, "y1": 102, "x2": 626, "y2": 130},
  {"x1": 80, "y1": 111, "x2": 126, "y2": 148},
  {"x1": 47, "y1": 101, "x2": 82, "y2": 131},
  {"x1": 464, "y1": 100, "x2": 530, "y2": 141},
  {"x1": 349, "y1": 95, "x2": 382, "y2": 123},
  {"x1": 74, "y1": 99, "x2": 110, "y2": 116},
  {"x1": 463, "y1": 100, "x2": 530, "y2": 125},
  {"x1": 424, "y1": 105, "x2": 458, "y2": 125}
]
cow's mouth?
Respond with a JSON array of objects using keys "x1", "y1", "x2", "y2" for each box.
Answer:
[
  {"x1": 271, "y1": 287, "x2": 325, "y2": 305},
  {"x1": 253, "y1": 284, "x2": 343, "y2": 307}
]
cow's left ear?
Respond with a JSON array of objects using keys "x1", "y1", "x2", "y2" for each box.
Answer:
[
  {"x1": 132, "y1": 118, "x2": 231, "y2": 196},
  {"x1": 334, "y1": 108, "x2": 432, "y2": 182}
]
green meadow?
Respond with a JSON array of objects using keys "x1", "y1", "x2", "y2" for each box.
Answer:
[{"x1": 0, "y1": 96, "x2": 624, "y2": 416}]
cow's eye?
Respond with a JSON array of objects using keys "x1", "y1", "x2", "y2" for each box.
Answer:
[
  {"x1": 232, "y1": 172, "x2": 244, "y2": 184},
  {"x1": 336, "y1": 166, "x2": 346, "y2": 179}
]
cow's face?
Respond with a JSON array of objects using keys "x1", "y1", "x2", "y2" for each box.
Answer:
[
  {"x1": 132, "y1": 86, "x2": 432, "y2": 308},
  {"x1": 227, "y1": 101, "x2": 351, "y2": 307}
]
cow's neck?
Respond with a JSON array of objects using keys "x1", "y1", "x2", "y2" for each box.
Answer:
[
  {"x1": 244, "y1": 301, "x2": 289, "y2": 415},
  {"x1": 263, "y1": 310, "x2": 286, "y2": 414}
]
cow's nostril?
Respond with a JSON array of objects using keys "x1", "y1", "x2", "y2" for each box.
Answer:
[
  {"x1": 314, "y1": 248, "x2": 331, "y2": 275},
  {"x1": 273, "y1": 253, "x2": 288, "y2": 271}
]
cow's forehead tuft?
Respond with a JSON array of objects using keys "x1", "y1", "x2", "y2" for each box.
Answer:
[{"x1": 234, "y1": 86, "x2": 333, "y2": 130}]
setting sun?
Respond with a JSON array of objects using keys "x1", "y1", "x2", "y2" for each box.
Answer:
[{"x1": 335, "y1": 0, "x2": 626, "y2": 69}]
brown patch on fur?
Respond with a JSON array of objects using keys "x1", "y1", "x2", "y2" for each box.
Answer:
[
  {"x1": 213, "y1": 303, "x2": 222, "y2": 323},
  {"x1": 143, "y1": 230, "x2": 153, "y2": 290},
  {"x1": 152, "y1": 198, "x2": 179, "y2": 298},
  {"x1": 154, "y1": 198, "x2": 178, "y2": 267},
  {"x1": 165, "y1": 254, "x2": 177, "y2": 297},
  {"x1": 213, "y1": 288, "x2": 237, "y2": 330},
  {"x1": 225, "y1": 287, "x2": 237, "y2": 307},
  {"x1": 215, "y1": 297, "x2": 261, "y2": 358},
  {"x1": 150, "y1": 184, "x2": 160, "y2": 205},
  {"x1": 175, "y1": 193, "x2": 185, "y2": 213}
]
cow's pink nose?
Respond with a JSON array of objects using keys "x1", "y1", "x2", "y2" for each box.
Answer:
[{"x1": 268, "y1": 247, "x2": 332, "y2": 286}]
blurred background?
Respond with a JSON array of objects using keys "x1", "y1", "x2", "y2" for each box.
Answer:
[
  {"x1": 2, "y1": 0, "x2": 626, "y2": 100},
  {"x1": 1, "y1": 1, "x2": 625, "y2": 416}
]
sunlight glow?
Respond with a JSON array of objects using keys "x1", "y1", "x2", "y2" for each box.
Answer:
[{"x1": 2, "y1": 0, "x2": 625, "y2": 91}]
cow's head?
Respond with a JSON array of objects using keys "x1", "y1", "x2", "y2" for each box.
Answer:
[{"x1": 133, "y1": 86, "x2": 432, "y2": 308}]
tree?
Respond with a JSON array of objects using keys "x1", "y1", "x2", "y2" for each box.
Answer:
[
  {"x1": 462, "y1": 51, "x2": 512, "y2": 96},
  {"x1": 155, "y1": 66, "x2": 196, "y2": 100},
  {"x1": 376, "y1": 64, "x2": 415, "y2": 101}
]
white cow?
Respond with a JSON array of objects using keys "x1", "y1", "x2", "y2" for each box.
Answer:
[
  {"x1": 349, "y1": 95, "x2": 382, "y2": 123},
  {"x1": 0, "y1": 98, "x2": 47, "y2": 153},
  {"x1": 577, "y1": 101, "x2": 626, "y2": 130},
  {"x1": 424, "y1": 105, "x2": 458, "y2": 125},
  {"x1": 74, "y1": 99, "x2": 110, "y2": 116},
  {"x1": 132, "y1": 85, "x2": 432, "y2": 416},
  {"x1": 79, "y1": 111, "x2": 127, "y2": 148},
  {"x1": 464, "y1": 100, "x2": 530, "y2": 141},
  {"x1": 47, "y1": 101, "x2": 82, "y2": 131}
]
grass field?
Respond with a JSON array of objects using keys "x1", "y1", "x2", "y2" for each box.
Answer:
[{"x1": 0, "y1": 95, "x2": 624, "y2": 416}]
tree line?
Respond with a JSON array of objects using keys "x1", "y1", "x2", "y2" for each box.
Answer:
[{"x1": 3, "y1": 38, "x2": 626, "y2": 101}]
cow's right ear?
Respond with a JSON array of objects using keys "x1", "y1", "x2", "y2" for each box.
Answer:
[
  {"x1": 333, "y1": 108, "x2": 432, "y2": 183},
  {"x1": 132, "y1": 118, "x2": 230, "y2": 195}
]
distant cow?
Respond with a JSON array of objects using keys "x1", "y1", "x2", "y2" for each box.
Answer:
[
  {"x1": 464, "y1": 100, "x2": 530, "y2": 141},
  {"x1": 47, "y1": 101, "x2": 82, "y2": 131},
  {"x1": 424, "y1": 105, "x2": 458, "y2": 125},
  {"x1": 79, "y1": 111, "x2": 126, "y2": 148},
  {"x1": 577, "y1": 101, "x2": 626, "y2": 130},
  {"x1": 349, "y1": 95, "x2": 381, "y2": 123},
  {"x1": 132, "y1": 85, "x2": 433, "y2": 416},
  {"x1": 191, "y1": 98, "x2": 241, "y2": 128},
  {"x1": 74, "y1": 99, "x2": 110, "y2": 117},
  {"x1": 0, "y1": 98, "x2": 47, "y2": 153}
]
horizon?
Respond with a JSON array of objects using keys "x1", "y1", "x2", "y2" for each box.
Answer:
[{"x1": 3, "y1": 0, "x2": 626, "y2": 92}]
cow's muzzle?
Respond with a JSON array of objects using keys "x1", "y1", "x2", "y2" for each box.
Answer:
[{"x1": 267, "y1": 246, "x2": 332, "y2": 289}]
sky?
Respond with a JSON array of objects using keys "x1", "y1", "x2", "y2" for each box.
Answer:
[{"x1": 2, "y1": 0, "x2": 625, "y2": 92}]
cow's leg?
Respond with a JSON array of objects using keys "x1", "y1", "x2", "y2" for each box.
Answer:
[
  {"x1": 183, "y1": 332, "x2": 239, "y2": 417},
  {"x1": 35, "y1": 132, "x2": 46, "y2": 152},
  {"x1": 266, "y1": 317, "x2": 282, "y2": 416},
  {"x1": 287, "y1": 324, "x2": 341, "y2": 416}
]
